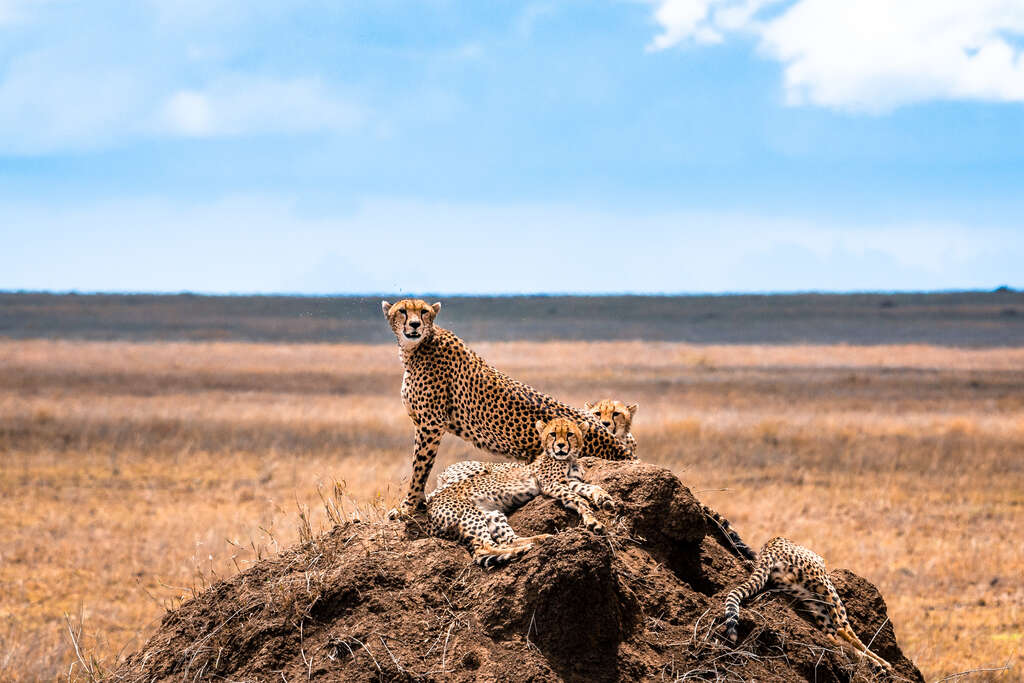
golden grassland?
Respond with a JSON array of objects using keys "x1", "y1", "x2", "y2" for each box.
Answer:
[{"x1": 1, "y1": 339, "x2": 1022, "y2": 681}]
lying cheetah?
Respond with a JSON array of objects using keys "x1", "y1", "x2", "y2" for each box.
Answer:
[
  {"x1": 435, "y1": 400, "x2": 635, "y2": 490},
  {"x1": 426, "y1": 417, "x2": 617, "y2": 567},
  {"x1": 382, "y1": 299, "x2": 635, "y2": 516},
  {"x1": 438, "y1": 397, "x2": 756, "y2": 562},
  {"x1": 723, "y1": 536, "x2": 893, "y2": 674}
]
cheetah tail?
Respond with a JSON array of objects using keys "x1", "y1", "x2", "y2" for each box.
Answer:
[
  {"x1": 702, "y1": 504, "x2": 757, "y2": 562},
  {"x1": 722, "y1": 558, "x2": 771, "y2": 643},
  {"x1": 473, "y1": 542, "x2": 531, "y2": 569}
]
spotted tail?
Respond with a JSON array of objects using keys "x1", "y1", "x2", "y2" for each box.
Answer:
[
  {"x1": 702, "y1": 504, "x2": 757, "y2": 562},
  {"x1": 722, "y1": 556, "x2": 772, "y2": 642}
]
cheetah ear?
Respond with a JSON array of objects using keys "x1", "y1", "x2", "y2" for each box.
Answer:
[
  {"x1": 381, "y1": 300, "x2": 392, "y2": 316},
  {"x1": 535, "y1": 420, "x2": 547, "y2": 434},
  {"x1": 627, "y1": 403, "x2": 638, "y2": 418},
  {"x1": 431, "y1": 302, "x2": 442, "y2": 315},
  {"x1": 578, "y1": 421, "x2": 592, "y2": 433},
  {"x1": 583, "y1": 401, "x2": 594, "y2": 411}
]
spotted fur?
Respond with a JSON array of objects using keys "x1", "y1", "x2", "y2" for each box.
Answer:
[
  {"x1": 426, "y1": 418, "x2": 618, "y2": 567},
  {"x1": 584, "y1": 399, "x2": 638, "y2": 454},
  {"x1": 723, "y1": 536, "x2": 893, "y2": 674},
  {"x1": 436, "y1": 398, "x2": 644, "y2": 490},
  {"x1": 382, "y1": 299, "x2": 636, "y2": 516}
]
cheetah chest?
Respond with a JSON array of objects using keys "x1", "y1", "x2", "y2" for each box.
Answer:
[{"x1": 401, "y1": 369, "x2": 413, "y2": 413}]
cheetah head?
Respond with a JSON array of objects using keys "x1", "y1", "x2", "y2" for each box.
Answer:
[
  {"x1": 535, "y1": 417, "x2": 590, "y2": 460},
  {"x1": 583, "y1": 399, "x2": 637, "y2": 439},
  {"x1": 381, "y1": 299, "x2": 441, "y2": 349}
]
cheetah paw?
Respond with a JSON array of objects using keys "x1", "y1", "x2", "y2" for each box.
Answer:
[
  {"x1": 584, "y1": 518, "x2": 606, "y2": 534},
  {"x1": 387, "y1": 499, "x2": 426, "y2": 520}
]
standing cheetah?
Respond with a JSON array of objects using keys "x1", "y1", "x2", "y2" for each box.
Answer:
[
  {"x1": 426, "y1": 417, "x2": 618, "y2": 567},
  {"x1": 723, "y1": 536, "x2": 893, "y2": 673},
  {"x1": 381, "y1": 299, "x2": 635, "y2": 516}
]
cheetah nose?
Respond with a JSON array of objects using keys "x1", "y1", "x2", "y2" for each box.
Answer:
[
  {"x1": 602, "y1": 421, "x2": 612, "y2": 428},
  {"x1": 408, "y1": 320, "x2": 421, "y2": 329}
]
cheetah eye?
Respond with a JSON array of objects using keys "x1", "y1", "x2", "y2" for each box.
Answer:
[
  {"x1": 612, "y1": 412, "x2": 621, "y2": 419},
  {"x1": 421, "y1": 309, "x2": 429, "y2": 315}
]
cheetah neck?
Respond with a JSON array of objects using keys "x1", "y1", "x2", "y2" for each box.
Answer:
[{"x1": 398, "y1": 328, "x2": 438, "y2": 364}]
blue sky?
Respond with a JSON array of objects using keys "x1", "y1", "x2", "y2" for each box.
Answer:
[{"x1": 1, "y1": 0, "x2": 1022, "y2": 294}]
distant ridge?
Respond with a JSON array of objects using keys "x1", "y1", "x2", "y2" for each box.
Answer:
[{"x1": 1, "y1": 291, "x2": 1022, "y2": 346}]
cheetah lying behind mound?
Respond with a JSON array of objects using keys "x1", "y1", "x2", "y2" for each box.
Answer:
[
  {"x1": 583, "y1": 398, "x2": 638, "y2": 453},
  {"x1": 724, "y1": 536, "x2": 893, "y2": 674},
  {"x1": 426, "y1": 417, "x2": 617, "y2": 568},
  {"x1": 382, "y1": 299, "x2": 635, "y2": 517},
  {"x1": 438, "y1": 398, "x2": 757, "y2": 562}
]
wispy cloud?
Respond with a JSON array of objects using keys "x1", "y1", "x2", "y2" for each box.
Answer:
[
  {"x1": 0, "y1": 0, "x2": 31, "y2": 25},
  {"x1": 159, "y1": 77, "x2": 362, "y2": 138},
  {"x1": 0, "y1": 49, "x2": 153, "y2": 154},
  {"x1": 1, "y1": 196, "x2": 1018, "y2": 293},
  {"x1": 648, "y1": 0, "x2": 1024, "y2": 111},
  {"x1": 0, "y1": 2, "x2": 363, "y2": 154}
]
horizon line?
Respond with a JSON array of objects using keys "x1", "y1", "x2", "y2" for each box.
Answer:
[{"x1": 1, "y1": 286, "x2": 1018, "y2": 298}]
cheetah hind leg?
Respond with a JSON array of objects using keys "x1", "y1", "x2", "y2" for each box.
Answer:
[
  {"x1": 472, "y1": 542, "x2": 532, "y2": 568},
  {"x1": 803, "y1": 586, "x2": 888, "y2": 672},
  {"x1": 823, "y1": 584, "x2": 894, "y2": 674},
  {"x1": 825, "y1": 630, "x2": 893, "y2": 676},
  {"x1": 485, "y1": 510, "x2": 552, "y2": 548},
  {"x1": 824, "y1": 633, "x2": 885, "y2": 676},
  {"x1": 837, "y1": 625, "x2": 894, "y2": 673},
  {"x1": 458, "y1": 513, "x2": 533, "y2": 568}
]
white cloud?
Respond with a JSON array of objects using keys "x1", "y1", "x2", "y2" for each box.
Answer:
[
  {"x1": 0, "y1": 0, "x2": 31, "y2": 24},
  {"x1": 648, "y1": 0, "x2": 725, "y2": 50},
  {"x1": 648, "y1": 0, "x2": 1024, "y2": 111},
  {"x1": 163, "y1": 92, "x2": 214, "y2": 136},
  {"x1": 159, "y1": 77, "x2": 362, "y2": 138},
  {"x1": 0, "y1": 59, "x2": 362, "y2": 153},
  {"x1": 0, "y1": 3, "x2": 363, "y2": 153}
]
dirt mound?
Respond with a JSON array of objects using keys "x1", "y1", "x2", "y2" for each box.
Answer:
[{"x1": 116, "y1": 461, "x2": 923, "y2": 682}]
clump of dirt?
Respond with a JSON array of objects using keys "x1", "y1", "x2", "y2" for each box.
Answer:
[{"x1": 115, "y1": 460, "x2": 923, "y2": 682}]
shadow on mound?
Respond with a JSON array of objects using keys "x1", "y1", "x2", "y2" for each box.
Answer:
[{"x1": 116, "y1": 461, "x2": 924, "y2": 682}]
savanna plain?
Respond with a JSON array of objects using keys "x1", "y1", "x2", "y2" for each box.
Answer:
[{"x1": 1, "y1": 296, "x2": 1022, "y2": 681}]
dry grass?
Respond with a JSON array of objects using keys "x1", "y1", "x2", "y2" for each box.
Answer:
[{"x1": 1, "y1": 339, "x2": 1021, "y2": 681}]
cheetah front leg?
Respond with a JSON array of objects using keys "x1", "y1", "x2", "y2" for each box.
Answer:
[
  {"x1": 543, "y1": 481, "x2": 608, "y2": 534},
  {"x1": 392, "y1": 423, "x2": 444, "y2": 517},
  {"x1": 567, "y1": 481, "x2": 618, "y2": 514}
]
